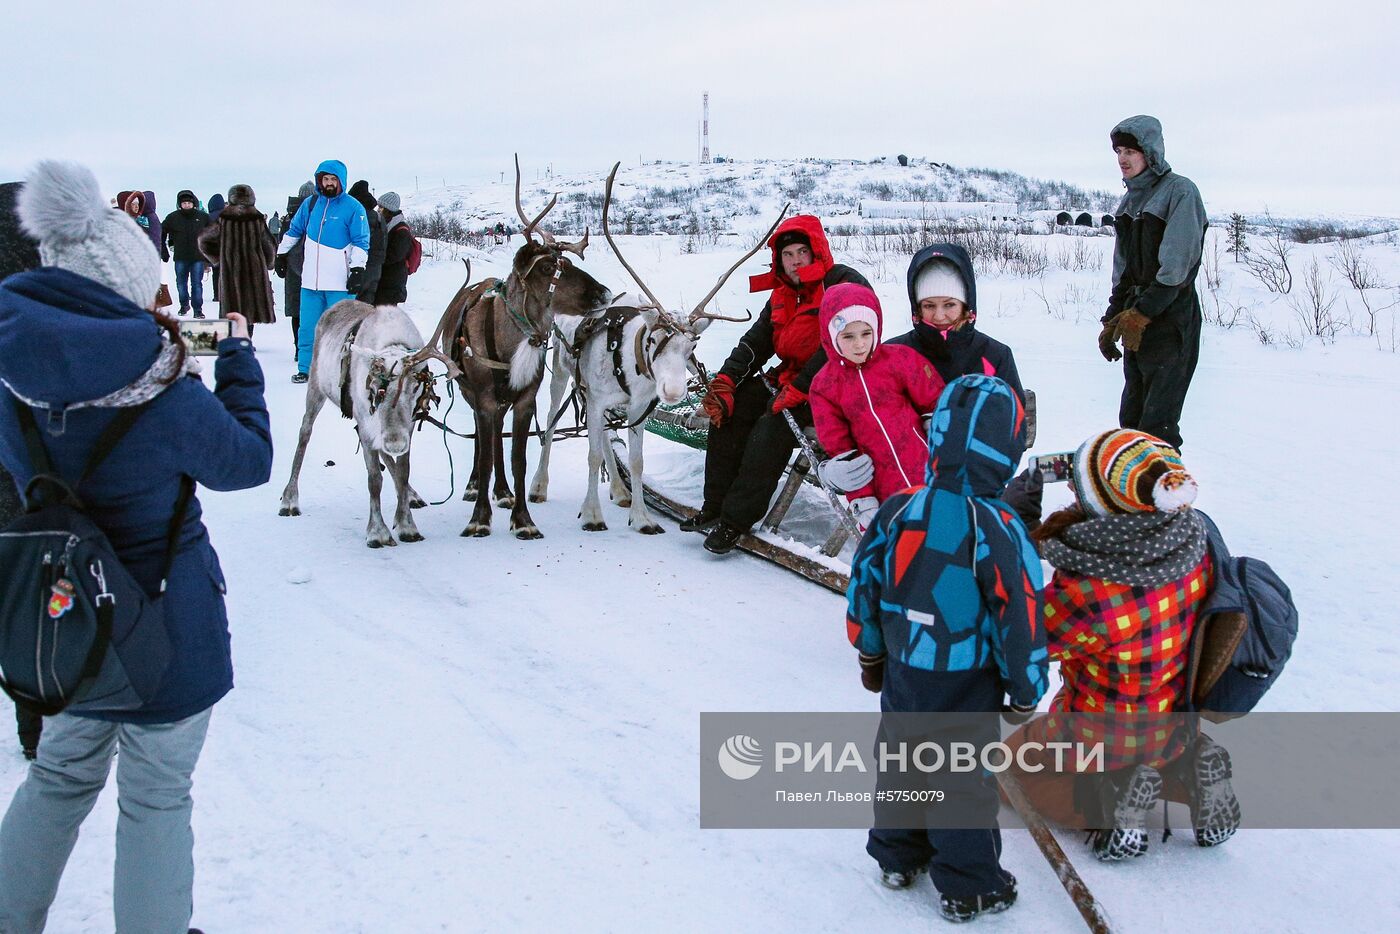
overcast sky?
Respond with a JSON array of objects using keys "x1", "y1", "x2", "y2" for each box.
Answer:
[{"x1": 4, "y1": 0, "x2": 1395, "y2": 218}]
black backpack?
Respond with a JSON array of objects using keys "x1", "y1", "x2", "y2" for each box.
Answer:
[{"x1": 0, "y1": 399, "x2": 191, "y2": 716}]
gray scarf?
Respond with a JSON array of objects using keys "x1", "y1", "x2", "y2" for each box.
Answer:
[
  {"x1": 2, "y1": 333, "x2": 199, "y2": 413},
  {"x1": 1040, "y1": 508, "x2": 1207, "y2": 588}
]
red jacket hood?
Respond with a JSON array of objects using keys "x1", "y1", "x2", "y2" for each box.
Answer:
[
  {"x1": 748, "y1": 214, "x2": 833, "y2": 294},
  {"x1": 818, "y1": 282, "x2": 885, "y2": 363}
]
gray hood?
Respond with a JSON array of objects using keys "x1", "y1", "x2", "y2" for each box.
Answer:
[{"x1": 1112, "y1": 115, "x2": 1171, "y2": 177}]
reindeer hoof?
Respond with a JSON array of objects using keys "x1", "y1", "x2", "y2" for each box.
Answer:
[
  {"x1": 398, "y1": 530, "x2": 424, "y2": 543},
  {"x1": 582, "y1": 521, "x2": 608, "y2": 532},
  {"x1": 278, "y1": 506, "x2": 300, "y2": 517},
  {"x1": 494, "y1": 495, "x2": 515, "y2": 509},
  {"x1": 512, "y1": 525, "x2": 544, "y2": 540},
  {"x1": 461, "y1": 524, "x2": 492, "y2": 537},
  {"x1": 367, "y1": 537, "x2": 396, "y2": 549},
  {"x1": 409, "y1": 497, "x2": 427, "y2": 509},
  {"x1": 463, "y1": 489, "x2": 477, "y2": 502},
  {"x1": 637, "y1": 523, "x2": 665, "y2": 535},
  {"x1": 528, "y1": 492, "x2": 547, "y2": 504},
  {"x1": 612, "y1": 496, "x2": 633, "y2": 508}
]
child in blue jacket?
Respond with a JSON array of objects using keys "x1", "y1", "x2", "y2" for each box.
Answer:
[{"x1": 846, "y1": 374, "x2": 1047, "y2": 922}]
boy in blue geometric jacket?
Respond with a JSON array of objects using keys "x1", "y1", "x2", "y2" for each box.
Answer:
[{"x1": 846, "y1": 374, "x2": 1048, "y2": 923}]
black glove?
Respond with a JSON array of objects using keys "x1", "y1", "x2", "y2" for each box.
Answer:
[
  {"x1": 859, "y1": 653, "x2": 885, "y2": 693},
  {"x1": 346, "y1": 266, "x2": 365, "y2": 293},
  {"x1": 1001, "y1": 702, "x2": 1037, "y2": 726},
  {"x1": 1001, "y1": 468, "x2": 1044, "y2": 530},
  {"x1": 274, "y1": 254, "x2": 288, "y2": 278}
]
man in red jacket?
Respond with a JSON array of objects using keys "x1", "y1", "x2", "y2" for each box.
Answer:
[{"x1": 688, "y1": 215, "x2": 869, "y2": 554}]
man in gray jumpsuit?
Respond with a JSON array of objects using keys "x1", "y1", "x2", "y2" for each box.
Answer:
[{"x1": 1098, "y1": 115, "x2": 1208, "y2": 449}]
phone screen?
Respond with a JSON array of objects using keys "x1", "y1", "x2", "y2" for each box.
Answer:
[
  {"x1": 179, "y1": 318, "x2": 234, "y2": 356},
  {"x1": 1030, "y1": 451, "x2": 1074, "y2": 483}
]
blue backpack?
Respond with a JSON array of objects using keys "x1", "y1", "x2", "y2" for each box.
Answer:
[
  {"x1": 1183, "y1": 512, "x2": 1299, "y2": 717},
  {"x1": 0, "y1": 400, "x2": 188, "y2": 715}
]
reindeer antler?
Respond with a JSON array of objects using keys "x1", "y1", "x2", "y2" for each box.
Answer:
[
  {"x1": 556, "y1": 228, "x2": 589, "y2": 257},
  {"x1": 601, "y1": 162, "x2": 669, "y2": 314},
  {"x1": 688, "y1": 203, "x2": 790, "y2": 325},
  {"x1": 402, "y1": 343, "x2": 462, "y2": 381},
  {"x1": 514, "y1": 153, "x2": 558, "y2": 242}
]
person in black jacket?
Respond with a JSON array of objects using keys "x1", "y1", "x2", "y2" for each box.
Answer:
[
  {"x1": 0, "y1": 181, "x2": 43, "y2": 761},
  {"x1": 161, "y1": 190, "x2": 211, "y2": 317},
  {"x1": 277, "y1": 181, "x2": 314, "y2": 355},
  {"x1": 1098, "y1": 115, "x2": 1207, "y2": 449},
  {"x1": 374, "y1": 191, "x2": 412, "y2": 306},
  {"x1": 348, "y1": 180, "x2": 386, "y2": 304},
  {"x1": 887, "y1": 243, "x2": 1024, "y2": 402},
  {"x1": 688, "y1": 215, "x2": 870, "y2": 554}
]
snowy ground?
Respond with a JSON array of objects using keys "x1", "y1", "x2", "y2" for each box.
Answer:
[{"x1": 3, "y1": 231, "x2": 1398, "y2": 932}]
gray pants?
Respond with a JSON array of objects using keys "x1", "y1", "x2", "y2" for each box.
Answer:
[{"x1": 0, "y1": 708, "x2": 212, "y2": 934}]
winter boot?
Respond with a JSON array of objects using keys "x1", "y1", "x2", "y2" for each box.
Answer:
[
  {"x1": 178, "y1": 304, "x2": 190, "y2": 317},
  {"x1": 703, "y1": 521, "x2": 744, "y2": 555},
  {"x1": 1090, "y1": 765, "x2": 1162, "y2": 861},
  {"x1": 679, "y1": 504, "x2": 722, "y2": 533},
  {"x1": 939, "y1": 873, "x2": 1017, "y2": 923},
  {"x1": 21, "y1": 744, "x2": 37, "y2": 761},
  {"x1": 291, "y1": 372, "x2": 309, "y2": 384},
  {"x1": 193, "y1": 308, "x2": 206, "y2": 319},
  {"x1": 1190, "y1": 735, "x2": 1241, "y2": 847},
  {"x1": 879, "y1": 863, "x2": 927, "y2": 890}
]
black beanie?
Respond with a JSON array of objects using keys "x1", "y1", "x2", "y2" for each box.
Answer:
[
  {"x1": 1110, "y1": 130, "x2": 1143, "y2": 152},
  {"x1": 773, "y1": 229, "x2": 811, "y2": 253}
]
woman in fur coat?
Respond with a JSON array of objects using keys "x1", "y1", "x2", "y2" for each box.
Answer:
[{"x1": 198, "y1": 184, "x2": 277, "y2": 333}]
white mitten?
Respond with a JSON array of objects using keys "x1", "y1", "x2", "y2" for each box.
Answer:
[{"x1": 850, "y1": 496, "x2": 880, "y2": 531}]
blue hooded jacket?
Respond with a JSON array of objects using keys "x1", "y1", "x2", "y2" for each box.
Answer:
[
  {"x1": 277, "y1": 159, "x2": 371, "y2": 293},
  {"x1": 846, "y1": 374, "x2": 1047, "y2": 710},
  {"x1": 0, "y1": 268, "x2": 273, "y2": 723}
]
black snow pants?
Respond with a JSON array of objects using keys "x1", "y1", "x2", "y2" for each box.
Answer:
[
  {"x1": 14, "y1": 703, "x2": 40, "y2": 753},
  {"x1": 1118, "y1": 328, "x2": 1199, "y2": 450},
  {"x1": 866, "y1": 670, "x2": 1010, "y2": 899},
  {"x1": 702, "y1": 377, "x2": 811, "y2": 531}
]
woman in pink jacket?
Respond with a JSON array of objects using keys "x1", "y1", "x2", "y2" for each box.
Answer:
[{"x1": 810, "y1": 283, "x2": 945, "y2": 527}]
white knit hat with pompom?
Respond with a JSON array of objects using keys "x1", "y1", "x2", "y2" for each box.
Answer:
[{"x1": 18, "y1": 160, "x2": 162, "y2": 310}]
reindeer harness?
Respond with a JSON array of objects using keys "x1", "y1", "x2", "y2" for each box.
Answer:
[{"x1": 338, "y1": 320, "x2": 438, "y2": 422}]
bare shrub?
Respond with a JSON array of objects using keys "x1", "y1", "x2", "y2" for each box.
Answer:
[
  {"x1": 1053, "y1": 237, "x2": 1103, "y2": 272},
  {"x1": 1289, "y1": 258, "x2": 1347, "y2": 343},
  {"x1": 1242, "y1": 215, "x2": 1293, "y2": 294},
  {"x1": 1329, "y1": 238, "x2": 1397, "y2": 335}
]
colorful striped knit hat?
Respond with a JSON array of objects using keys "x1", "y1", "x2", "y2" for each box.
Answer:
[{"x1": 1070, "y1": 429, "x2": 1197, "y2": 517}]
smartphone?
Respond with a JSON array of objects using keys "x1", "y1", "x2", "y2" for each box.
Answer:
[
  {"x1": 1028, "y1": 450, "x2": 1074, "y2": 483},
  {"x1": 179, "y1": 318, "x2": 234, "y2": 355}
]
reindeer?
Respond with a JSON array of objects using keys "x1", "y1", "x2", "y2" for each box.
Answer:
[
  {"x1": 279, "y1": 301, "x2": 458, "y2": 547},
  {"x1": 528, "y1": 162, "x2": 785, "y2": 534},
  {"x1": 425, "y1": 156, "x2": 612, "y2": 539}
]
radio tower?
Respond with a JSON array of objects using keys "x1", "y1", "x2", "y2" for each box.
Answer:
[{"x1": 701, "y1": 92, "x2": 710, "y2": 164}]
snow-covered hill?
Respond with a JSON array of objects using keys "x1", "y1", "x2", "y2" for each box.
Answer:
[{"x1": 4, "y1": 166, "x2": 1399, "y2": 931}]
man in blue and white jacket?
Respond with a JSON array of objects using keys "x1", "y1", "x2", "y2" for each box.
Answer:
[{"x1": 275, "y1": 159, "x2": 370, "y2": 382}]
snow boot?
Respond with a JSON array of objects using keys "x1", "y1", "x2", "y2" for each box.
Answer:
[
  {"x1": 1090, "y1": 765, "x2": 1161, "y2": 861},
  {"x1": 291, "y1": 372, "x2": 309, "y2": 384},
  {"x1": 193, "y1": 309, "x2": 206, "y2": 319},
  {"x1": 1190, "y1": 735, "x2": 1241, "y2": 847},
  {"x1": 703, "y1": 521, "x2": 743, "y2": 555},
  {"x1": 879, "y1": 863, "x2": 927, "y2": 890},
  {"x1": 938, "y1": 873, "x2": 1017, "y2": 923},
  {"x1": 679, "y1": 504, "x2": 722, "y2": 533}
]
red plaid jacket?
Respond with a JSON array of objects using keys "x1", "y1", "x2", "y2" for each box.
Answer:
[{"x1": 1043, "y1": 554, "x2": 1214, "y2": 767}]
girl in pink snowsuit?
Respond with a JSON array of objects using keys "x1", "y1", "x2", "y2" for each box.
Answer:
[{"x1": 810, "y1": 283, "x2": 945, "y2": 526}]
